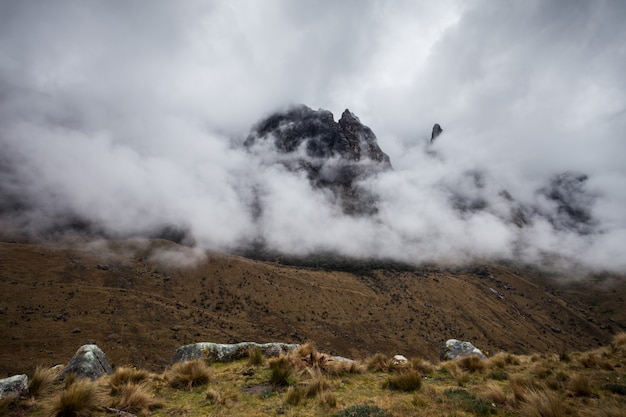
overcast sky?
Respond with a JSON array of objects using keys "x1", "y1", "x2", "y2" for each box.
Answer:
[{"x1": 1, "y1": 1, "x2": 625, "y2": 272}]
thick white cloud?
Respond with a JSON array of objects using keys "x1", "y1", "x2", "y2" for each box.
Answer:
[{"x1": 1, "y1": 0, "x2": 625, "y2": 272}]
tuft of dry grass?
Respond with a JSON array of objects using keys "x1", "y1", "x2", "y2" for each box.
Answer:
[
  {"x1": 520, "y1": 389, "x2": 567, "y2": 417},
  {"x1": 269, "y1": 356, "x2": 294, "y2": 387},
  {"x1": 578, "y1": 352, "x2": 597, "y2": 368},
  {"x1": 247, "y1": 347, "x2": 266, "y2": 367},
  {"x1": 383, "y1": 370, "x2": 422, "y2": 392},
  {"x1": 317, "y1": 390, "x2": 336, "y2": 408},
  {"x1": 367, "y1": 353, "x2": 390, "y2": 372},
  {"x1": 205, "y1": 388, "x2": 225, "y2": 406},
  {"x1": 457, "y1": 355, "x2": 486, "y2": 373},
  {"x1": 410, "y1": 357, "x2": 435, "y2": 375},
  {"x1": 489, "y1": 352, "x2": 521, "y2": 369},
  {"x1": 325, "y1": 359, "x2": 365, "y2": 376},
  {"x1": 0, "y1": 394, "x2": 17, "y2": 416},
  {"x1": 482, "y1": 382, "x2": 508, "y2": 405},
  {"x1": 510, "y1": 375, "x2": 541, "y2": 403},
  {"x1": 113, "y1": 381, "x2": 163, "y2": 413},
  {"x1": 531, "y1": 360, "x2": 554, "y2": 379},
  {"x1": 29, "y1": 365, "x2": 57, "y2": 399},
  {"x1": 613, "y1": 332, "x2": 626, "y2": 349},
  {"x1": 108, "y1": 366, "x2": 152, "y2": 395},
  {"x1": 567, "y1": 374, "x2": 594, "y2": 397},
  {"x1": 166, "y1": 359, "x2": 211, "y2": 389},
  {"x1": 285, "y1": 369, "x2": 332, "y2": 405},
  {"x1": 47, "y1": 378, "x2": 105, "y2": 417}
]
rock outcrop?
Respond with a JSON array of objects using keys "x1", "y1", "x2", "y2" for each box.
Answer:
[
  {"x1": 171, "y1": 342, "x2": 299, "y2": 364},
  {"x1": 537, "y1": 171, "x2": 596, "y2": 235},
  {"x1": 58, "y1": 344, "x2": 113, "y2": 380},
  {"x1": 431, "y1": 123, "x2": 442, "y2": 142},
  {"x1": 0, "y1": 374, "x2": 28, "y2": 399},
  {"x1": 440, "y1": 339, "x2": 487, "y2": 361},
  {"x1": 245, "y1": 105, "x2": 391, "y2": 215}
]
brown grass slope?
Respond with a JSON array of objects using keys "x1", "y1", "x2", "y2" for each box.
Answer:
[{"x1": 1, "y1": 238, "x2": 625, "y2": 377}]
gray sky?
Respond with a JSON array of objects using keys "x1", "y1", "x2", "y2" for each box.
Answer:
[{"x1": 1, "y1": 0, "x2": 625, "y2": 272}]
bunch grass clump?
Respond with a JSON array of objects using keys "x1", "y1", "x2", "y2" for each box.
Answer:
[
  {"x1": 113, "y1": 381, "x2": 163, "y2": 414},
  {"x1": 247, "y1": 347, "x2": 266, "y2": 366},
  {"x1": 458, "y1": 355, "x2": 486, "y2": 373},
  {"x1": 107, "y1": 366, "x2": 152, "y2": 394},
  {"x1": 366, "y1": 353, "x2": 389, "y2": 372},
  {"x1": 567, "y1": 374, "x2": 594, "y2": 397},
  {"x1": 383, "y1": 369, "x2": 422, "y2": 392},
  {"x1": 47, "y1": 378, "x2": 104, "y2": 417},
  {"x1": 28, "y1": 365, "x2": 57, "y2": 399},
  {"x1": 166, "y1": 359, "x2": 211, "y2": 389},
  {"x1": 269, "y1": 356, "x2": 293, "y2": 387},
  {"x1": 520, "y1": 389, "x2": 567, "y2": 417}
]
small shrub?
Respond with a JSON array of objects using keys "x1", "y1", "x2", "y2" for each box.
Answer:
[
  {"x1": 47, "y1": 378, "x2": 104, "y2": 417},
  {"x1": 520, "y1": 389, "x2": 566, "y2": 417},
  {"x1": 333, "y1": 404, "x2": 393, "y2": 417},
  {"x1": 367, "y1": 353, "x2": 389, "y2": 372},
  {"x1": 29, "y1": 365, "x2": 56, "y2": 398},
  {"x1": 383, "y1": 370, "x2": 422, "y2": 392},
  {"x1": 247, "y1": 347, "x2": 266, "y2": 366},
  {"x1": 114, "y1": 381, "x2": 163, "y2": 413},
  {"x1": 269, "y1": 357, "x2": 293, "y2": 387},
  {"x1": 458, "y1": 355, "x2": 486, "y2": 373},
  {"x1": 605, "y1": 384, "x2": 626, "y2": 395},
  {"x1": 568, "y1": 373, "x2": 593, "y2": 397},
  {"x1": 166, "y1": 359, "x2": 211, "y2": 389}
]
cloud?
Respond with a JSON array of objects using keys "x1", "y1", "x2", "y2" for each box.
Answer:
[{"x1": 1, "y1": 1, "x2": 625, "y2": 273}]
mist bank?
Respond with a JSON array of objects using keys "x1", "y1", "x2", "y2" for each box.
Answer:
[
  {"x1": 1, "y1": 104, "x2": 624, "y2": 274},
  {"x1": 1, "y1": 1, "x2": 625, "y2": 273}
]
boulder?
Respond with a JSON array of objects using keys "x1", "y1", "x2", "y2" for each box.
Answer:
[
  {"x1": 440, "y1": 339, "x2": 487, "y2": 361},
  {"x1": 0, "y1": 374, "x2": 28, "y2": 399},
  {"x1": 172, "y1": 342, "x2": 299, "y2": 364},
  {"x1": 392, "y1": 355, "x2": 408, "y2": 365},
  {"x1": 58, "y1": 344, "x2": 113, "y2": 380}
]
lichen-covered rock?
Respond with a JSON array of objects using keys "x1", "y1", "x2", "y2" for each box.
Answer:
[
  {"x1": 58, "y1": 344, "x2": 113, "y2": 380},
  {"x1": 0, "y1": 374, "x2": 28, "y2": 399},
  {"x1": 171, "y1": 342, "x2": 299, "y2": 364},
  {"x1": 440, "y1": 339, "x2": 487, "y2": 361}
]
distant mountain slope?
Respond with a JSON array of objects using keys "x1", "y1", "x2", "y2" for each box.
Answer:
[{"x1": 1, "y1": 239, "x2": 624, "y2": 377}]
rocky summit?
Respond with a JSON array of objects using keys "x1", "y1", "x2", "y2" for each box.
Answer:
[{"x1": 245, "y1": 105, "x2": 391, "y2": 215}]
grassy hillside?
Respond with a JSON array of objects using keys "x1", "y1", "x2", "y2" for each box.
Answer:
[
  {"x1": 2, "y1": 337, "x2": 626, "y2": 417},
  {"x1": 1, "y1": 238, "x2": 625, "y2": 378}
]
